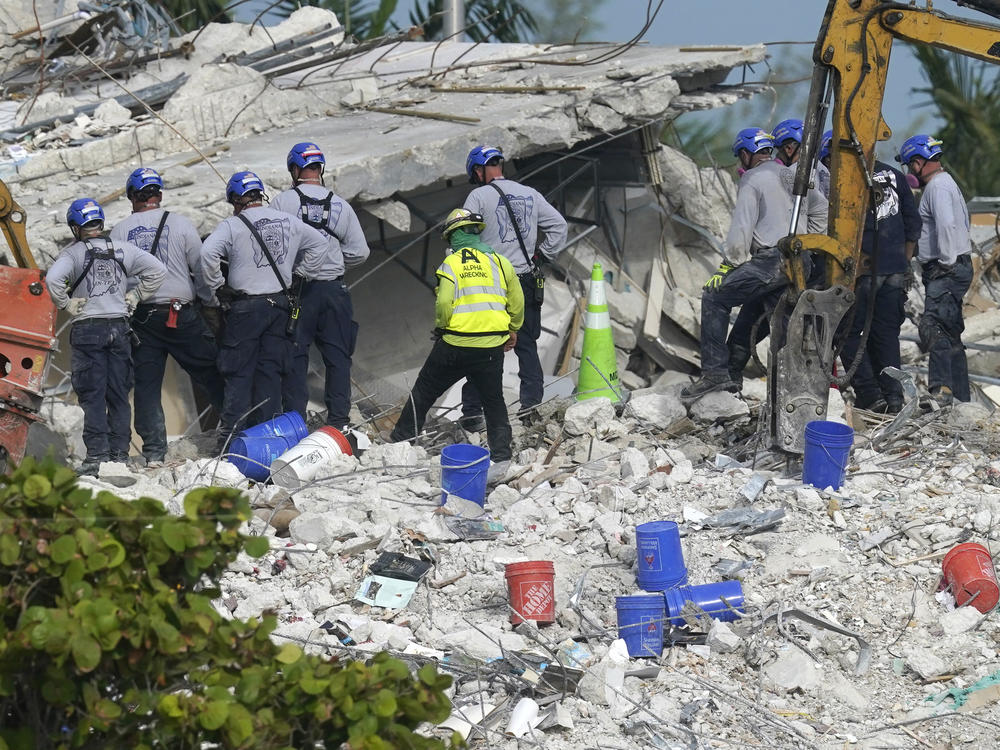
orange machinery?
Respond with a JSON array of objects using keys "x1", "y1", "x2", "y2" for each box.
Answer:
[{"x1": 0, "y1": 178, "x2": 57, "y2": 472}]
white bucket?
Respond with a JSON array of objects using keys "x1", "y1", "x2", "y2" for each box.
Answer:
[{"x1": 269, "y1": 426, "x2": 353, "y2": 489}]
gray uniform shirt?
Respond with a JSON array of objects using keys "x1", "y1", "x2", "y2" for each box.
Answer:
[
  {"x1": 200, "y1": 206, "x2": 328, "y2": 295},
  {"x1": 464, "y1": 178, "x2": 568, "y2": 275},
  {"x1": 271, "y1": 184, "x2": 370, "y2": 279},
  {"x1": 724, "y1": 161, "x2": 829, "y2": 265},
  {"x1": 47, "y1": 236, "x2": 166, "y2": 319},
  {"x1": 917, "y1": 171, "x2": 971, "y2": 266},
  {"x1": 109, "y1": 208, "x2": 212, "y2": 304}
]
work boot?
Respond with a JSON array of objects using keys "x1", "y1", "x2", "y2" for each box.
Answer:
[
  {"x1": 930, "y1": 385, "x2": 954, "y2": 406},
  {"x1": 727, "y1": 370, "x2": 744, "y2": 393},
  {"x1": 77, "y1": 460, "x2": 101, "y2": 477},
  {"x1": 487, "y1": 460, "x2": 511, "y2": 487},
  {"x1": 680, "y1": 373, "x2": 739, "y2": 401},
  {"x1": 885, "y1": 399, "x2": 903, "y2": 414},
  {"x1": 460, "y1": 414, "x2": 486, "y2": 433},
  {"x1": 856, "y1": 397, "x2": 888, "y2": 414}
]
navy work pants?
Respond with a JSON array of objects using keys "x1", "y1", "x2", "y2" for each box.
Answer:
[
  {"x1": 839, "y1": 274, "x2": 905, "y2": 408},
  {"x1": 131, "y1": 304, "x2": 225, "y2": 461},
  {"x1": 70, "y1": 318, "x2": 133, "y2": 462},
  {"x1": 217, "y1": 296, "x2": 292, "y2": 435},
  {"x1": 392, "y1": 340, "x2": 512, "y2": 462},
  {"x1": 463, "y1": 273, "x2": 542, "y2": 416},
  {"x1": 920, "y1": 256, "x2": 972, "y2": 401},
  {"x1": 284, "y1": 279, "x2": 357, "y2": 427},
  {"x1": 700, "y1": 248, "x2": 785, "y2": 376}
]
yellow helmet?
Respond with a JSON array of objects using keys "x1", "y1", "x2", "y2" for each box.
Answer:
[{"x1": 442, "y1": 208, "x2": 486, "y2": 241}]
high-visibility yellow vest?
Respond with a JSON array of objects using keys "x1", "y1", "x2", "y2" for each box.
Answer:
[{"x1": 437, "y1": 247, "x2": 511, "y2": 337}]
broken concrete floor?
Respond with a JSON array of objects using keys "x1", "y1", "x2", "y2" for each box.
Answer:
[{"x1": 60, "y1": 384, "x2": 1000, "y2": 749}]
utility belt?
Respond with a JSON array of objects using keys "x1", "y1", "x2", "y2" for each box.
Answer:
[
  {"x1": 137, "y1": 301, "x2": 193, "y2": 312},
  {"x1": 73, "y1": 316, "x2": 128, "y2": 327},
  {"x1": 518, "y1": 268, "x2": 545, "y2": 305},
  {"x1": 436, "y1": 327, "x2": 509, "y2": 338},
  {"x1": 136, "y1": 299, "x2": 194, "y2": 329}
]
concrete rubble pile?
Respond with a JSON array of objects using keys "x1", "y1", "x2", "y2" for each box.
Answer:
[{"x1": 57, "y1": 385, "x2": 1000, "y2": 749}]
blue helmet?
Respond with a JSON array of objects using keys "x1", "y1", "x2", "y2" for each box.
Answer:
[
  {"x1": 287, "y1": 142, "x2": 325, "y2": 171},
  {"x1": 818, "y1": 129, "x2": 834, "y2": 161},
  {"x1": 732, "y1": 128, "x2": 774, "y2": 157},
  {"x1": 897, "y1": 134, "x2": 943, "y2": 164},
  {"x1": 466, "y1": 145, "x2": 503, "y2": 183},
  {"x1": 125, "y1": 167, "x2": 163, "y2": 198},
  {"x1": 772, "y1": 118, "x2": 804, "y2": 146},
  {"x1": 66, "y1": 198, "x2": 105, "y2": 228},
  {"x1": 226, "y1": 171, "x2": 265, "y2": 202}
]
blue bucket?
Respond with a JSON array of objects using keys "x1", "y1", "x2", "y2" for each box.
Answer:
[
  {"x1": 238, "y1": 411, "x2": 309, "y2": 445},
  {"x1": 616, "y1": 595, "x2": 665, "y2": 658},
  {"x1": 635, "y1": 521, "x2": 688, "y2": 591},
  {"x1": 663, "y1": 581, "x2": 744, "y2": 626},
  {"x1": 802, "y1": 420, "x2": 854, "y2": 490},
  {"x1": 227, "y1": 435, "x2": 290, "y2": 482},
  {"x1": 440, "y1": 443, "x2": 490, "y2": 506}
]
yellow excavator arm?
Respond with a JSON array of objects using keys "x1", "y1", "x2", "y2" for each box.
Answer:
[
  {"x1": 0, "y1": 178, "x2": 36, "y2": 269},
  {"x1": 768, "y1": 0, "x2": 1000, "y2": 452}
]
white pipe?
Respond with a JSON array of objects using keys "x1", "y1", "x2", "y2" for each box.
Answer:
[{"x1": 444, "y1": 0, "x2": 465, "y2": 41}]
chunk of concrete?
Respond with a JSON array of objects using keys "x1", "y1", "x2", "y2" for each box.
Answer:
[
  {"x1": 940, "y1": 606, "x2": 982, "y2": 635},
  {"x1": 619, "y1": 446, "x2": 650, "y2": 480},
  {"x1": 764, "y1": 647, "x2": 820, "y2": 692},
  {"x1": 629, "y1": 393, "x2": 686, "y2": 427},
  {"x1": 689, "y1": 391, "x2": 749, "y2": 422},
  {"x1": 903, "y1": 646, "x2": 948, "y2": 679},
  {"x1": 564, "y1": 397, "x2": 616, "y2": 436},
  {"x1": 707, "y1": 620, "x2": 741, "y2": 654},
  {"x1": 93, "y1": 98, "x2": 132, "y2": 127}
]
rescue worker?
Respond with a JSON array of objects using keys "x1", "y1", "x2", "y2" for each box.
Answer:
[
  {"x1": 460, "y1": 145, "x2": 567, "y2": 428},
  {"x1": 109, "y1": 167, "x2": 226, "y2": 465},
  {"x1": 682, "y1": 126, "x2": 828, "y2": 400},
  {"x1": 897, "y1": 134, "x2": 972, "y2": 404},
  {"x1": 200, "y1": 171, "x2": 328, "y2": 443},
  {"x1": 47, "y1": 198, "x2": 166, "y2": 475},
  {"x1": 818, "y1": 133, "x2": 921, "y2": 413},
  {"x1": 390, "y1": 209, "x2": 523, "y2": 472},
  {"x1": 271, "y1": 142, "x2": 370, "y2": 429},
  {"x1": 724, "y1": 118, "x2": 805, "y2": 386}
]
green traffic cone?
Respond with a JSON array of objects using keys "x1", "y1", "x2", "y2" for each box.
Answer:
[{"x1": 577, "y1": 262, "x2": 621, "y2": 402}]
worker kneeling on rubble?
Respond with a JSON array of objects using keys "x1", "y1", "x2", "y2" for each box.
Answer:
[
  {"x1": 682, "y1": 126, "x2": 827, "y2": 400},
  {"x1": 110, "y1": 167, "x2": 226, "y2": 466},
  {"x1": 390, "y1": 209, "x2": 523, "y2": 476},
  {"x1": 897, "y1": 134, "x2": 972, "y2": 405},
  {"x1": 48, "y1": 198, "x2": 166, "y2": 475},
  {"x1": 200, "y1": 171, "x2": 328, "y2": 446}
]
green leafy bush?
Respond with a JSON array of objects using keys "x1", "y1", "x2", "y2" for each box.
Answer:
[{"x1": 0, "y1": 457, "x2": 458, "y2": 749}]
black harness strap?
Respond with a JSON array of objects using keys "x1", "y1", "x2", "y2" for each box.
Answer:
[
  {"x1": 488, "y1": 181, "x2": 535, "y2": 271},
  {"x1": 293, "y1": 186, "x2": 334, "y2": 237},
  {"x1": 235, "y1": 213, "x2": 291, "y2": 299},
  {"x1": 68, "y1": 238, "x2": 126, "y2": 297},
  {"x1": 148, "y1": 211, "x2": 169, "y2": 258}
]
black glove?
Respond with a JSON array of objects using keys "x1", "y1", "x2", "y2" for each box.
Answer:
[
  {"x1": 201, "y1": 306, "x2": 224, "y2": 338},
  {"x1": 921, "y1": 260, "x2": 951, "y2": 283}
]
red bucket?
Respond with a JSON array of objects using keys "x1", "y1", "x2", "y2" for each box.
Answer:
[
  {"x1": 942, "y1": 542, "x2": 999, "y2": 614},
  {"x1": 505, "y1": 561, "x2": 555, "y2": 625}
]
